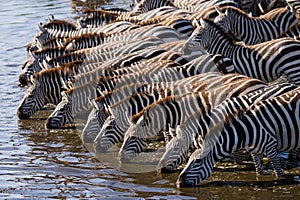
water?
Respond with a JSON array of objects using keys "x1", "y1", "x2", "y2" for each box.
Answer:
[{"x1": 0, "y1": 0, "x2": 299, "y2": 199}]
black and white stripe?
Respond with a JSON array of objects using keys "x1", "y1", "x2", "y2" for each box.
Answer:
[
  {"x1": 214, "y1": 6, "x2": 298, "y2": 45},
  {"x1": 177, "y1": 86, "x2": 300, "y2": 187},
  {"x1": 186, "y1": 18, "x2": 300, "y2": 85}
]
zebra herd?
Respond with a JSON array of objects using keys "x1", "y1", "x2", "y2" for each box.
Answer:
[{"x1": 17, "y1": 0, "x2": 300, "y2": 187}]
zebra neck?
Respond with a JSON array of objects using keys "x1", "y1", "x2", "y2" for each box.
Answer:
[{"x1": 206, "y1": 36, "x2": 242, "y2": 60}]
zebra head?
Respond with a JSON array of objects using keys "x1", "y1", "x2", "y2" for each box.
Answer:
[
  {"x1": 81, "y1": 99, "x2": 110, "y2": 143},
  {"x1": 118, "y1": 123, "x2": 148, "y2": 163},
  {"x1": 157, "y1": 125, "x2": 190, "y2": 173},
  {"x1": 19, "y1": 57, "x2": 43, "y2": 86},
  {"x1": 176, "y1": 153, "x2": 213, "y2": 187},
  {"x1": 184, "y1": 18, "x2": 210, "y2": 52},
  {"x1": 17, "y1": 75, "x2": 46, "y2": 119},
  {"x1": 119, "y1": 105, "x2": 167, "y2": 162},
  {"x1": 45, "y1": 91, "x2": 73, "y2": 129},
  {"x1": 213, "y1": 6, "x2": 233, "y2": 36},
  {"x1": 93, "y1": 114, "x2": 119, "y2": 153}
]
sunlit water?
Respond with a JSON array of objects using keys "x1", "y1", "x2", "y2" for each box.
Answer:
[{"x1": 0, "y1": 0, "x2": 299, "y2": 199}]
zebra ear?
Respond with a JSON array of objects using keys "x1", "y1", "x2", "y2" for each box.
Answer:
[
  {"x1": 92, "y1": 99, "x2": 99, "y2": 110},
  {"x1": 29, "y1": 75, "x2": 35, "y2": 84},
  {"x1": 38, "y1": 22, "x2": 45, "y2": 32},
  {"x1": 87, "y1": 97, "x2": 93, "y2": 107},
  {"x1": 193, "y1": 18, "x2": 201, "y2": 28},
  {"x1": 29, "y1": 50, "x2": 38, "y2": 60},
  {"x1": 106, "y1": 105, "x2": 114, "y2": 116},
  {"x1": 49, "y1": 15, "x2": 55, "y2": 21},
  {"x1": 215, "y1": 5, "x2": 223, "y2": 15},
  {"x1": 199, "y1": 18, "x2": 208, "y2": 28},
  {"x1": 124, "y1": 109, "x2": 134, "y2": 125},
  {"x1": 60, "y1": 76, "x2": 69, "y2": 91},
  {"x1": 175, "y1": 125, "x2": 183, "y2": 137},
  {"x1": 136, "y1": 110, "x2": 145, "y2": 124}
]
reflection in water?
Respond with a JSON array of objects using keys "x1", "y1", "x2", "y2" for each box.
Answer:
[{"x1": 0, "y1": 0, "x2": 299, "y2": 199}]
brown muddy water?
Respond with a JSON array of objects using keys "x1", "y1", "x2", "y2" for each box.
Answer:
[{"x1": 1, "y1": 0, "x2": 299, "y2": 199}]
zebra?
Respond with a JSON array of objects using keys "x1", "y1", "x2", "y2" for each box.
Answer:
[
  {"x1": 173, "y1": 0, "x2": 239, "y2": 12},
  {"x1": 136, "y1": 16, "x2": 195, "y2": 38},
  {"x1": 118, "y1": 75, "x2": 267, "y2": 162},
  {"x1": 45, "y1": 58, "x2": 182, "y2": 129},
  {"x1": 19, "y1": 51, "x2": 85, "y2": 86},
  {"x1": 280, "y1": 24, "x2": 300, "y2": 39},
  {"x1": 81, "y1": 72, "x2": 226, "y2": 144},
  {"x1": 77, "y1": 8, "x2": 131, "y2": 28},
  {"x1": 63, "y1": 24, "x2": 183, "y2": 52},
  {"x1": 81, "y1": 97, "x2": 113, "y2": 143},
  {"x1": 285, "y1": 0, "x2": 300, "y2": 19},
  {"x1": 19, "y1": 57, "x2": 45, "y2": 86},
  {"x1": 45, "y1": 47, "x2": 200, "y2": 129},
  {"x1": 131, "y1": 0, "x2": 176, "y2": 14},
  {"x1": 93, "y1": 72, "x2": 231, "y2": 152},
  {"x1": 185, "y1": 18, "x2": 300, "y2": 85},
  {"x1": 177, "y1": 86, "x2": 300, "y2": 187},
  {"x1": 17, "y1": 62, "x2": 79, "y2": 119},
  {"x1": 213, "y1": 6, "x2": 298, "y2": 45},
  {"x1": 255, "y1": 0, "x2": 287, "y2": 16},
  {"x1": 124, "y1": 6, "x2": 180, "y2": 22},
  {"x1": 45, "y1": 80, "x2": 98, "y2": 129},
  {"x1": 158, "y1": 82, "x2": 297, "y2": 173}
]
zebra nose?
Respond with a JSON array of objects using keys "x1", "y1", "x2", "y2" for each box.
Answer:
[
  {"x1": 17, "y1": 107, "x2": 30, "y2": 119},
  {"x1": 93, "y1": 140, "x2": 108, "y2": 153},
  {"x1": 176, "y1": 174, "x2": 195, "y2": 187},
  {"x1": 17, "y1": 111, "x2": 30, "y2": 119},
  {"x1": 159, "y1": 165, "x2": 176, "y2": 173},
  {"x1": 18, "y1": 73, "x2": 29, "y2": 86},
  {"x1": 45, "y1": 117, "x2": 59, "y2": 129},
  {"x1": 118, "y1": 150, "x2": 133, "y2": 163}
]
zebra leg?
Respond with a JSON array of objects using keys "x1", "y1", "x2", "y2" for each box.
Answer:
[
  {"x1": 232, "y1": 149, "x2": 253, "y2": 164},
  {"x1": 251, "y1": 153, "x2": 264, "y2": 176},
  {"x1": 265, "y1": 147, "x2": 284, "y2": 177}
]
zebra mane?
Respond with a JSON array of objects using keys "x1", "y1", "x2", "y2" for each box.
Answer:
[
  {"x1": 64, "y1": 79, "x2": 97, "y2": 95},
  {"x1": 131, "y1": 0, "x2": 176, "y2": 14},
  {"x1": 46, "y1": 52, "x2": 85, "y2": 64},
  {"x1": 260, "y1": 6, "x2": 290, "y2": 21},
  {"x1": 33, "y1": 46, "x2": 66, "y2": 53},
  {"x1": 64, "y1": 32, "x2": 106, "y2": 45},
  {"x1": 136, "y1": 16, "x2": 164, "y2": 26},
  {"x1": 32, "y1": 46, "x2": 67, "y2": 60},
  {"x1": 40, "y1": 18, "x2": 78, "y2": 31},
  {"x1": 221, "y1": 5, "x2": 252, "y2": 18},
  {"x1": 130, "y1": 94, "x2": 178, "y2": 123},
  {"x1": 33, "y1": 61, "x2": 80, "y2": 80}
]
